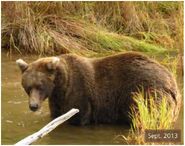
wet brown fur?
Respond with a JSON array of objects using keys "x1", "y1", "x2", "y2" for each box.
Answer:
[{"x1": 20, "y1": 52, "x2": 181, "y2": 125}]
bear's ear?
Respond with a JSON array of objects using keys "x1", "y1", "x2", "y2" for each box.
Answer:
[
  {"x1": 16, "y1": 59, "x2": 28, "y2": 73},
  {"x1": 46, "y1": 57, "x2": 60, "y2": 72}
]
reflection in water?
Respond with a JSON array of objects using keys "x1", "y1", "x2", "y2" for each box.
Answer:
[
  {"x1": 1, "y1": 53, "x2": 129, "y2": 145},
  {"x1": 1, "y1": 53, "x2": 183, "y2": 144}
]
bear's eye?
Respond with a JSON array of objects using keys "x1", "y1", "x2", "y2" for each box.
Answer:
[
  {"x1": 35, "y1": 85, "x2": 44, "y2": 91},
  {"x1": 25, "y1": 87, "x2": 31, "y2": 95}
]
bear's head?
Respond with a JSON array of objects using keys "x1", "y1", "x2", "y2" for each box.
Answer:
[{"x1": 16, "y1": 57, "x2": 60, "y2": 112}]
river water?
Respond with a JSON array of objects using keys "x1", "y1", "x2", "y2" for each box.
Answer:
[{"x1": 1, "y1": 53, "x2": 183, "y2": 144}]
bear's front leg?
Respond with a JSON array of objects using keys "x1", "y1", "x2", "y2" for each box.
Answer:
[
  {"x1": 68, "y1": 101, "x2": 92, "y2": 125},
  {"x1": 48, "y1": 97, "x2": 61, "y2": 119}
]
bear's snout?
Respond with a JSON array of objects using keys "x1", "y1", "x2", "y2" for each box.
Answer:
[
  {"x1": 28, "y1": 88, "x2": 42, "y2": 112},
  {"x1": 29, "y1": 103, "x2": 39, "y2": 112}
]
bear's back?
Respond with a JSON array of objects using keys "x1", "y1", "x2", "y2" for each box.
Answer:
[{"x1": 92, "y1": 52, "x2": 176, "y2": 93}]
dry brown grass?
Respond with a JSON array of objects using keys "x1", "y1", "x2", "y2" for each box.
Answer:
[{"x1": 1, "y1": 2, "x2": 183, "y2": 56}]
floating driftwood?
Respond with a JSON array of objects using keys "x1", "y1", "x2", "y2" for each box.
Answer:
[{"x1": 15, "y1": 108, "x2": 79, "y2": 145}]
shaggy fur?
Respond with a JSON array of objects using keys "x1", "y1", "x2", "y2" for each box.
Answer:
[{"x1": 17, "y1": 52, "x2": 181, "y2": 125}]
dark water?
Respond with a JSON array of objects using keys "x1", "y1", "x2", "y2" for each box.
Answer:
[
  {"x1": 1, "y1": 53, "x2": 129, "y2": 145},
  {"x1": 1, "y1": 53, "x2": 183, "y2": 145}
]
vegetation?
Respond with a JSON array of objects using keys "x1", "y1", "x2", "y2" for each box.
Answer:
[
  {"x1": 125, "y1": 90, "x2": 174, "y2": 144},
  {"x1": 1, "y1": 2, "x2": 183, "y2": 57}
]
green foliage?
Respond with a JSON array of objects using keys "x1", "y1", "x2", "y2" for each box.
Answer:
[{"x1": 122, "y1": 89, "x2": 175, "y2": 144}]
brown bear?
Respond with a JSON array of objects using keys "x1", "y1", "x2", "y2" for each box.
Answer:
[{"x1": 16, "y1": 52, "x2": 181, "y2": 125}]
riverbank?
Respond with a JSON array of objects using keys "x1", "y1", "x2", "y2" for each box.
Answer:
[{"x1": 2, "y1": 2, "x2": 183, "y2": 57}]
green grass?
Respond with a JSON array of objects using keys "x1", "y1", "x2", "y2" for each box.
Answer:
[{"x1": 116, "y1": 87, "x2": 180, "y2": 145}]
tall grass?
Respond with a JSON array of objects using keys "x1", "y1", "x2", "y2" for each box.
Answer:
[
  {"x1": 1, "y1": 2, "x2": 183, "y2": 56},
  {"x1": 120, "y1": 89, "x2": 177, "y2": 144}
]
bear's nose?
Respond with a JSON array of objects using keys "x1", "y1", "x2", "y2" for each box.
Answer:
[{"x1": 29, "y1": 103, "x2": 39, "y2": 111}]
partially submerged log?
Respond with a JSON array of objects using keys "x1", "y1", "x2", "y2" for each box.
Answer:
[{"x1": 15, "y1": 108, "x2": 79, "y2": 145}]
